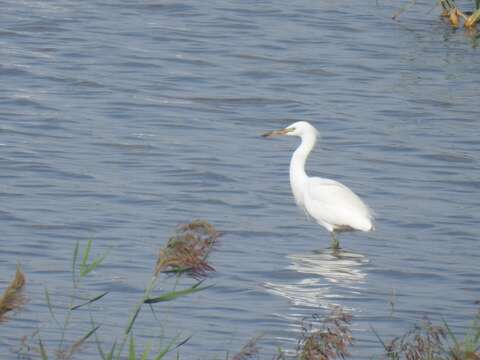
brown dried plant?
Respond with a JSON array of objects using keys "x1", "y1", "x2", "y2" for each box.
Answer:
[
  {"x1": 380, "y1": 314, "x2": 480, "y2": 360},
  {"x1": 232, "y1": 335, "x2": 262, "y2": 360},
  {"x1": 54, "y1": 325, "x2": 100, "y2": 360},
  {"x1": 394, "y1": 0, "x2": 480, "y2": 29},
  {"x1": 383, "y1": 319, "x2": 448, "y2": 360},
  {"x1": 298, "y1": 307, "x2": 353, "y2": 360},
  {"x1": 155, "y1": 220, "x2": 220, "y2": 278},
  {"x1": 0, "y1": 265, "x2": 26, "y2": 323}
]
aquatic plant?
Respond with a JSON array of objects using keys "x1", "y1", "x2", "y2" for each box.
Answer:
[
  {"x1": 0, "y1": 265, "x2": 26, "y2": 323},
  {"x1": 445, "y1": 311, "x2": 480, "y2": 360},
  {"x1": 9, "y1": 221, "x2": 480, "y2": 359},
  {"x1": 290, "y1": 307, "x2": 479, "y2": 360},
  {"x1": 231, "y1": 335, "x2": 263, "y2": 360},
  {"x1": 14, "y1": 221, "x2": 219, "y2": 359},
  {"x1": 376, "y1": 311, "x2": 480, "y2": 360},
  {"x1": 378, "y1": 319, "x2": 449, "y2": 360},
  {"x1": 17, "y1": 240, "x2": 107, "y2": 359},
  {"x1": 155, "y1": 219, "x2": 220, "y2": 278},
  {"x1": 395, "y1": 0, "x2": 480, "y2": 29},
  {"x1": 107, "y1": 220, "x2": 219, "y2": 359},
  {"x1": 297, "y1": 307, "x2": 353, "y2": 360}
]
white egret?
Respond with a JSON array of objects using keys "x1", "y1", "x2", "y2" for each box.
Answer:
[{"x1": 262, "y1": 121, "x2": 374, "y2": 250}]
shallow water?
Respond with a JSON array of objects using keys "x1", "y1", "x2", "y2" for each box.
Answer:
[{"x1": 1, "y1": 0, "x2": 479, "y2": 358}]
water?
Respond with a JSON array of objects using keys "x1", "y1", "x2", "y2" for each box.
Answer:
[{"x1": 1, "y1": 0, "x2": 479, "y2": 358}]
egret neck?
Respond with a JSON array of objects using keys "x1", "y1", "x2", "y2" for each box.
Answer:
[{"x1": 290, "y1": 130, "x2": 317, "y2": 208}]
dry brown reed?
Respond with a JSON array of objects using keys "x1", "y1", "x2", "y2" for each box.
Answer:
[
  {"x1": 383, "y1": 319, "x2": 448, "y2": 359},
  {"x1": 0, "y1": 265, "x2": 26, "y2": 323},
  {"x1": 55, "y1": 326, "x2": 99, "y2": 360},
  {"x1": 436, "y1": 0, "x2": 480, "y2": 28},
  {"x1": 380, "y1": 313, "x2": 480, "y2": 360},
  {"x1": 155, "y1": 220, "x2": 220, "y2": 278},
  {"x1": 232, "y1": 335, "x2": 262, "y2": 360},
  {"x1": 395, "y1": 0, "x2": 480, "y2": 29},
  {"x1": 298, "y1": 307, "x2": 353, "y2": 360}
]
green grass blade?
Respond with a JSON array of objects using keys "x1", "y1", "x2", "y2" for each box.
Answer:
[
  {"x1": 90, "y1": 312, "x2": 106, "y2": 360},
  {"x1": 474, "y1": 325, "x2": 480, "y2": 344},
  {"x1": 73, "y1": 325, "x2": 101, "y2": 352},
  {"x1": 153, "y1": 335, "x2": 185, "y2": 360},
  {"x1": 443, "y1": 319, "x2": 460, "y2": 346},
  {"x1": 39, "y1": 338, "x2": 49, "y2": 360},
  {"x1": 72, "y1": 241, "x2": 80, "y2": 285},
  {"x1": 71, "y1": 291, "x2": 109, "y2": 310},
  {"x1": 44, "y1": 288, "x2": 61, "y2": 328},
  {"x1": 125, "y1": 305, "x2": 142, "y2": 335},
  {"x1": 80, "y1": 251, "x2": 108, "y2": 277},
  {"x1": 106, "y1": 341, "x2": 117, "y2": 360},
  {"x1": 140, "y1": 341, "x2": 152, "y2": 360},
  {"x1": 172, "y1": 335, "x2": 191, "y2": 350},
  {"x1": 82, "y1": 240, "x2": 92, "y2": 268},
  {"x1": 128, "y1": 334, "x2": 136, "y2": 360},
  {"x1": 369, "y1": 324, "x2": 389, "y2": 351},
  {"x1": 145, "y1": 282, "x2": 213, "y2": 304},
  {"x1": 392, "y1": 0, "x2": 416, "y2": 20}
]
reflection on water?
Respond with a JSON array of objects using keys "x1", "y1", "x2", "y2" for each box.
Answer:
[
  {"x1": 265, "y1": 250, "x2": 369, "y2": 308},
  {"x1": 290, "y1": 250, "x2": 368, "y2": 284}
]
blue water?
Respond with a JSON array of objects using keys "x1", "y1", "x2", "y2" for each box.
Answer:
[{"x1": 1, "y1": 0, "x2": 479, "y2": 358}]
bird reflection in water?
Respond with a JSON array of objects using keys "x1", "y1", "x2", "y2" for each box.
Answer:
[{"x1": 265, "y1": 249, "x2": 368, "y2": 309}]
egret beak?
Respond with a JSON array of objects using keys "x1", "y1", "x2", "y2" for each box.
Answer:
[{"x1": 261, "y1": 128, "x2": 293, "y2": 138}]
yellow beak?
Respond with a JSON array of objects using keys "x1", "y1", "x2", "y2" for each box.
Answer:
[{"x1": 261, "y1": 128, "x2": 292, "y2": 138}]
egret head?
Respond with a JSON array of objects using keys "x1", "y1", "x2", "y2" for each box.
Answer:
[{"x1": 262, "y1": 121, "x2": 318, "y2": 138}]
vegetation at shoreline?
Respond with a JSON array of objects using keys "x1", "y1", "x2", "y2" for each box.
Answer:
[
  {"x1": 394, "y1": 0, "x2": 480, "y2": 29},
  {"x1": 377, "y1": 315, "x2": 480, "y2": 360},
  {"x1": 1, "y1": 220, "x2": 479, "y2": 359},
  {"x1": 9, "y1": 220, "x2": 220, "y2": 359},
  {"x1": 0, "y1": 265, "x2": 26, "y2": 323}
]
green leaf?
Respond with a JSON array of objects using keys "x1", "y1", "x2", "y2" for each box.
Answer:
[
  {"x1": 90, "y1": 313, "x2": 106, "y2": 360},
  {"x1": 144, "y1": 282, "x2": 213, "y2": 304},
  {"x1": 443, "y1": 319, "x2": 460, "y2": 346},
  {"x1": 80, "y1": 252, "x2": 108, "y2": 277},
  {"x1": 369, "y1": 324, "x2": 388, "y2": 351},
  {"x1": 125, "y1": 305, "x2": 142, "y2": 335},
  {"x1": 44, "y1": 288, "x2": 61, "y2": 328},
  {"x1": 71, "y1": 291, "x2": 109, "y2": 310},
  {"x1": 82, "y1": 239, "x2": 92, "y2": 268},
  {"x1": 78, "y1": 240, "x2": 108, "y2": 277},
  {"x1": 105, "y1": 341, "x2": 117, "y2": 360},
  {"x1": 152, "y1": 335, "x2": 189, "y2": 360},
  {"x1": 140, "y1": 341, "x2": 152, "y2": 360},
  {"x1": 128, "y1": 334, "x2": 136, "y2": 360},
  {"x1": 39, "y1": 338, "x2": 49, "y2": 360},
  {"x1": 72, "y1": 241, "x2": 80, "y2": 285},
  {"x1": 74, "y1": 325, "x2": 101, "y2": 351}
]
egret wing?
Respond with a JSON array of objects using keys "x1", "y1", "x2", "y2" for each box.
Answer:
[{"x1": 304, "y1": 177, "x2": 374, "y2": 231}]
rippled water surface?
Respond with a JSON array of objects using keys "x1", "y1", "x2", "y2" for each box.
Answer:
[{"x1": 1, "y1": 0, "x2": 480, "y2": 358}]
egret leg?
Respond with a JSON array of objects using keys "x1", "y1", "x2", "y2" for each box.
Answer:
[{"x1": 331, "y1": 232, "x2": 340, "y2": 250}]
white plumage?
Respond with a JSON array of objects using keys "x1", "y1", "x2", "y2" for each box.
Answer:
[{"x1": 263, "y1": 121, "x2": 374, "y2": 249}]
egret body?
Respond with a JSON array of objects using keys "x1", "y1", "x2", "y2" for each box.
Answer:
[{"x1": 262, "y1": 121, "x2": 374, "y2": 249}]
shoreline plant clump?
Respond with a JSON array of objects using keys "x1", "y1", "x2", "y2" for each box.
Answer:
[
  {"x1": 377, "y1": 312, "x2": 480, "y2": 360},
  {"x1": 9, "y1": 220, "x2": 221, "y2": 360},
  {"x1": 394, "y1": 0, "x2": 480, "y2": 29},
  {"x1": 0, "y1": 265, "x2": 26, "y2": 323},
  {"x1": 1, "y1": 220, "x2": 479, "y2": 359}
]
